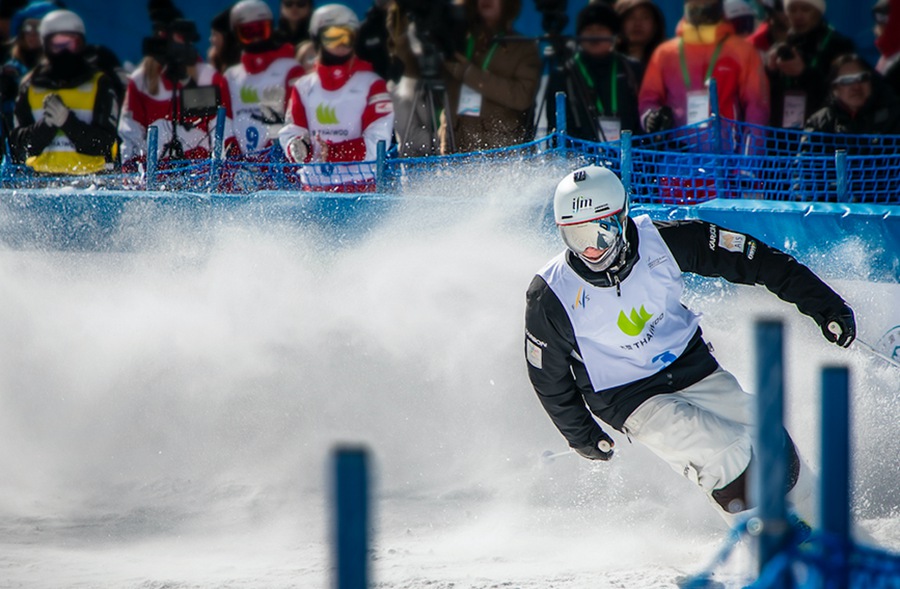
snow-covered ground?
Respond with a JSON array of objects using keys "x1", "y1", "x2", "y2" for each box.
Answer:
[{"x1": 0, "y1": 167, "x2": 897, "y2": 588}]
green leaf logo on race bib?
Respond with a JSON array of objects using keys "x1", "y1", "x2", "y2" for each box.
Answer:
[
  {"x1": 240, "y1": 86, "x2": 260, "y2": 104},
  {"x1": 617, "y1": 306, "x2": 653, "y2": 336},
  {"x1": 316, "y1": 104, "x2": 339, "y2": 125}
]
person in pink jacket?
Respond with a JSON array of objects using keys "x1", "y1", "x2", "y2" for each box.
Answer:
[{"x1": 638, "y1": 0, "x2": 770, "y2": 136}]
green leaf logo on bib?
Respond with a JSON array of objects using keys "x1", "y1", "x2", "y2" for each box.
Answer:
[
  {"x1": 316, "y1": 104, "x2": 339, "y2": 125},
  {"x1": 617, "y1": 306, "x2": 653, "y2": 336}
]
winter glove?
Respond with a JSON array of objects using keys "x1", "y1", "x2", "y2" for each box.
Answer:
[
  {"x1": 820, "y1": 303, "x2": 856, "y2": 348},
  {"x1": 573, "y1": 431, "x2": 615, "y2": 461},
  {"x1": 643, "y1": 106, "x2": 674, "y2": 134},
  {"x1": 42, "y1": 94, "x2": 70, "y2": 128},
  {"x1": 286, "y1": 137, "x2": 310, "y2": 163}
]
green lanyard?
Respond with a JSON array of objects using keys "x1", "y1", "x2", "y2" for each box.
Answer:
[
  {"x1": 679, "y1": 36, "x2": 728, "y2": 89},
  {"x1": 574, "y1": 53, "x2": 618, "y2": 117},
  {"x1": 466, "y1": 35, "x2": 499, "y2": 71}
]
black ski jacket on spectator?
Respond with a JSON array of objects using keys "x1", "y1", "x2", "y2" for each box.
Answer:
[{"x1": 525, "y1": 219, "x2": 847, "y2": 452}]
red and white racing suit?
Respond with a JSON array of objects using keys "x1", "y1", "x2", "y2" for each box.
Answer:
[
  {"x1": 118, "y1": 61, "x2": 235, "y2": 165},
  {"x1": 278, "y1": 57, "x2": 394, "y2": 192}
]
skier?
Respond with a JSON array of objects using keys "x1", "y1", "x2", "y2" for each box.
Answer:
[
  {"x1": 524, "y1": 165, "x2": 856, "y2": 526},
  {"x1": 278, "y1": 3, "x2": 393, "y2": 192}
]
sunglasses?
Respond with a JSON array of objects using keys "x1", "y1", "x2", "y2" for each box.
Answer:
[
  {"x1": 320, "y1": 26, "x2": 354, "y2": 50},
  {"x1": 832, "y1": 72, "x2": 871, "y2": 86},
  {"x1": 282, "y1": 0, "x2": 309, "y2": 7},
  {"x1": 47, "y1": 32, "x2": 82, "y2": 53}
]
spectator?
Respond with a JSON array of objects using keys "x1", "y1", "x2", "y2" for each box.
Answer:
[
  {"x1": 439, "y1": 0, "x2": 541, "y2": 153},
  {"x1": 9, "y1": 9, "x2": 119, "y2": 175},
  {"x1": 748, "y1": 0, "x2": 790, "y2": 53},
  {"x1": 118, "y1": 19, "x2": 237, "y2": 168},
  {"x1": 764, "y1": 0, "x2": 854, "y2": 129},
  {"x1": 295, "y1": 39, "x2": 317, "y2": 73},
  {"x1": 724, "y1": 0, "x2": 756, "y2": 37},
  {"x1": 0, "y1": 0, "x2": 29, "y2": 61},
  {"x1": 873, "y1": 0, "x2": 900, "y2": 97},
  {"x1": 545, "y1": 2, "x2": 643, "y2": 142},
  {"x1": 277, "y1": 0, "x2": 313, "y2": 47},
  {"x1": 614, "y1": 0, "x2": 667, "y2": 68},
  {"x1": 278, "y1": 3, "x2": 393, "y2": 192},
  {"x1": 224, "y1": 0, "x2": 305, "y2": 158},
  {"x1": 639, "y1": 0, "x2": 769, "y2": 133},
  {"x1": 1, "y1": 1, "x2": 58, "y2": 135},
  {"x1": 803, "y1": 54, "x2": 900, "y2": 139},
  {"x1": 356, "y1": 0, "x2": 398, "y2": 82},
  {"x1": 208, "y1": 6, "x2": 242, "y2": 74}
]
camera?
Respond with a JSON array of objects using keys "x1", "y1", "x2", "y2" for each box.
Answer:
[
  {"x1": 395, "y1": 0, "x2": 464, "y2": 79},
  {"x1": 142, "y1": 19, "x2": 201, "y2": 81},
  {"x1": 535, "y1": 0, "x2": 569, "y2": 36},
  {"x1": 180, "y1": 85, "x2": 221, "y2": 119}
]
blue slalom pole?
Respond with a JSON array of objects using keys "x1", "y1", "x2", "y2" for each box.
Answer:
[
  {"x1": 835, "y1": 150, "x2": 849, "y2": 203},
  {"x1": 620, "y1": 130, "x2": 633, "y2": 198},
  {"x1": 754, "y1": 320, "x2": 790, "y2": 587},
  {"x1": 333, "y1": 446, "x2": 370, "y2": 589},
  {"x1": 209, "y1": 106, "x2": 226, "y2": 193},
  {"x1": 376, "y1": 139, "x2": 385, "y2": 192},
  {"x1": 555, "y1": 91, "x2": 567, "y2": 139},
  {"x1": 821, "y1": 366, "x2": 851, "y2": 589},
  {"x1": 146, "y1": 125, "x2": 158, "y2": 190}
]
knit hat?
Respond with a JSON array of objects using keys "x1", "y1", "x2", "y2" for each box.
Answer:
[
  {"x1": 783, "y1": 0, "x2": 825, "y2": 13},
  {"x1": 576, "y1": 2, "x2": 621, "y2": 35},
  {"x1": 9, "y1": 0, "x2": 60, "y2": 38}
]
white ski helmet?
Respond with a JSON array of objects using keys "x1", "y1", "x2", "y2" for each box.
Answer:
[
  {"x1": 39, "y1": 9, "x2": 85, "y2": 40},
  {"x1": 230, "y1": 0, "x2": 274, "y2": 30},
  {"x1": 309, "y1": 4, "x2": 360, "y2": 38},
  {"x1": 553, "y1": 165, "x2": 629, "y2": 272}
]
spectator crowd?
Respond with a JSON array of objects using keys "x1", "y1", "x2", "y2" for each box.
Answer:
[{"x1": 0, "y1": 0, "x2": 897, "y2": 190}]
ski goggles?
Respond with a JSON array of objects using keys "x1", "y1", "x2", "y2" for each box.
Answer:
[
  {"x1": 236, "y1": 20, "x2": 272, "y2": 45},
  {"x1": 46, "y1": 32, "x2": 82, "y2": 54},
  {"x1": 319, "y1": 26, "x2": 355, "y2": 50},
  {"x1": 558, "y1": 209, "x2": 626, "y2": 255},
  {"x1": 832, "y1": 72, "x2": 871, "y2": 87}
]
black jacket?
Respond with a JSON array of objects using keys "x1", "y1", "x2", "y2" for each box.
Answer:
[{"x1": 525, "y1": 218, "x2": 847, "y2": 452}]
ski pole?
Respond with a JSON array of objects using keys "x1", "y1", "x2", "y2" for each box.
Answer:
[
  {"x1": 855, "y1": 338, "x2": 900, "y2": 370},
  {"x1": 540, "y1": 441, "x2": 612, "y2": 463}
]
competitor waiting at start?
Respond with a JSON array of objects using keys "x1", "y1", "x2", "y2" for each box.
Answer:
[
  {"x1": 525, "y1": 165, "x2": 858, "y2": 530},
  {"x1": 278, "y1": 3, "x2": 393, "y2": 192},
  {"x1": 224, "y1": 0, "x2": 305, "y2": 159}
]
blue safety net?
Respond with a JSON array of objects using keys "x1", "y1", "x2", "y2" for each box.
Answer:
[{"x1": 1, "y1": 117, "x2": 899, "y2": 204}]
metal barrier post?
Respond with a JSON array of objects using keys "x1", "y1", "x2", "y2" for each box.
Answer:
[
  {"x1": 835, "y1": 150, "x2": 849, "y2": 202},
  {"x1": 209, "y1": 106, "x2": 226, "y2": 193},
  {"x1": 376, "y1": 140, "x2": 386, "y2": 192},
  {"x1": 620, "y1": 130, "x2": 633, "y2": 198},
  {"x1": 333, "y1": 446, "x2": 370, "y2": 589},
  {"x1": 147, "y1": 125, "x2": 159, "y2": 190},
  {"x1": 821, "y1": 366, "x2": 851, "y2": 588},
  {"x1": 555, "y1": 91, "x2": 567, "y2": 138},
  {"x1": 754, "y1": 320, "x2": 790, "y2": 587}
]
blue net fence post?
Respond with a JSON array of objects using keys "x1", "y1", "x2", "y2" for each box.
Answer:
[
  {"x1": 835, "y1": 150, "x2": 849, "y2": 203},
  {"x1": 555, "y1": 91, "x2": 567, "y2": 141},
  {"x1": 209, "y1": 105, "x2": 226, "y2": 193},
  {"x1": 754, "y1": 320, "x2": 791, "y2": 588},
  {"x1": 332, "y1": 446, "x2": 370, "y2": 589},
  {"x1": 620, "y1": 130, "x2": 633, "y2": 197},
  {"x1": 376, "y1": 139, "x2": 386, "y2": 192},
  {"x1": 821, "y1": 366, "x2": 851, "y2": 588},
  {"x1": 146, "y1": 125, "x2": 159, "y2": 190}
]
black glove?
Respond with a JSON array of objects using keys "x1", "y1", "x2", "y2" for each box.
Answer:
[
  {"x1": 820, "y1": 303, "x2": 856, "y2": 348},
  {"x1": 573, "y1": 430, "x2": 615, "y2": 461},
  {"x1": 644, "y1": 106, "x2": 674, "y2": 134}
]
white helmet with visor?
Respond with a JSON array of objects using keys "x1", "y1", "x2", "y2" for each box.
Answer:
[{"x1": 553, "y1": 165, "x2": 629, "y2": 272}]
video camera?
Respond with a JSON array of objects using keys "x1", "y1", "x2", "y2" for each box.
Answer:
[
  {"x1": 395, "y1": 0, "x2": 464, "y2": 80},
  {"x1": 142, "y1": 19, "x2": 201, "y2": 83},
  {"x1": 534, "y1": 0, "x2": 569, "y2": 37}
]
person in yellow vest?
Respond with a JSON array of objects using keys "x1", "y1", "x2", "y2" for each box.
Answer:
[{"x1": 9, "y1": 9, "x2": 119, "y2": 175}]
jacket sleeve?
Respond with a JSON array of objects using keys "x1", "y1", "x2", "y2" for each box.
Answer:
[
  {"x1": 59, "y1": 74, "x2": 120, "y2": 157},
  {"x1": 637, "y1": 43, "x2": 667, "y2": 128},
  {"x1": 9, "y1": 79, "x2": 58, "y2": 161},
  {"x1": 656, "y1": 220, "x2": 847, "y2": 325},
  {"x1": 525, "y1": 274, "x2": 608, "y2": 450}
]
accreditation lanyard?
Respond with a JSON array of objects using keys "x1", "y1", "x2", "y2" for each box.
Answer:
[
  {"x1": 574, "y1": 53, "x2": 618, "y2": 117},
  {"x1": 679, "y1": 36, "x2": 728, "y2": 89},
  {"x1": 466, "y1": 35, "x2": 499, "y2": 71}
]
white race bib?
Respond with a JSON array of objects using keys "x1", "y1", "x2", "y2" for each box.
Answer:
[
  {"x1": 782, "y1": 92, "x2": 807, "y2": 129},
  {"x1": 687, "y1": 90, "x2": 710, "y2": 125},
  {"x1": 457, "y1": 84, "x2": 482, "y2": 117}
]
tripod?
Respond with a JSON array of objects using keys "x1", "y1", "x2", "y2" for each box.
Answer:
[{"x1": 398, "y1": 43, "x2": 455, "y2": 156}]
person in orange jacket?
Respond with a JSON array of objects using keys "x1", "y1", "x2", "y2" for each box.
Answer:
[{"x1": 638, "y1": 0, "x2": 769, "y2": 138}]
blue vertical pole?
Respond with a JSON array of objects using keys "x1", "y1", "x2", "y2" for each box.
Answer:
[
  {"x1": 821, "y1": 366, "x2": 851, "y2": 589},
  {"x1": 209, "y1": 106, "x2": 226, "y2": 193},
  {"x1": 146, "y1": 125, "x2": 159, "y2": 190},
  {"x1": 555, "y1": 91, "x2": 567, "y2": 138},
  {"x1": 620, "y1": 130, "x2": 633, "y2": 198},
  {"x1": 376, "y1": 140, "x2": 386, "y2": 193},
  {"x1": 333, "y1": 446, "x2": 369, "y2": 589},
  {"x1": 707, "y1": 78, "x2": 724, "y2": 199},
  {"x1": 754, "y1": 320, "x2": 790, "y2": 587},
  {"x1": 835, "y1": 150, "x2": 849, "y2": 203}
]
